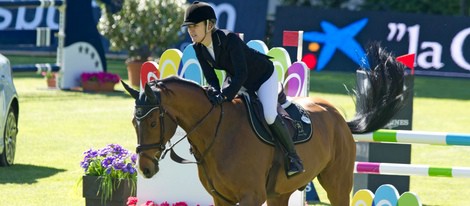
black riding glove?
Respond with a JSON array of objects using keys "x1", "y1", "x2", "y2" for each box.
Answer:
[
  {"x1": 206, "y1": 86, "x2": 226, "y2": 105},
  {"x1": 209, "y1": 93, "x2": 226, "y2": 105},
  {"x1": 206, "y1": 86, "x2": 220, "y2": 96}
]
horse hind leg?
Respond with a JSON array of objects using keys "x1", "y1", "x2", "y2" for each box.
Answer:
[
  {"x1": 317, "y1": 168, "x2": 353, "y2": 206},
  {"x1": 316, "y1": 155, "x2": 355, "y2": 206},
  {"x1": 317, "y1": 131, "x2": 355, "y2": 205}
]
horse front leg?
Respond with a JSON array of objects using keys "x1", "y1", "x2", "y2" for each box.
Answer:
[
  {"x1": 266, "y1": 193, "x2": 291, "y2": 206},
  {"x1": 238, "y1": 192, "x2": 266, "y2": 206},
  {"x1": 212, "y1": 194, "x2": 266, "y2": 206},
  {"x1": 213, "y1": 198, "x2": 235, "y2": 206}
]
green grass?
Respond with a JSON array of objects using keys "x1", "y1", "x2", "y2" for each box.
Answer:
[
  {"x1": 309, "y1": 72, "x2": 470, "y2": 206},
  {"x1": 1, "y1": 55, "x2": 470, "y2": 205}
]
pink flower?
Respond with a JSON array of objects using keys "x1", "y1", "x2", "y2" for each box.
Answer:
[
  {"x1": 144, "y1": 200, "x2": 158, "y2": 206},
  {"x1": 127, "y1": 196, "x2": 138, "y2": 206},
  {"x1": 125, "y1": 197, "x2": 204, "y2": 206},
  {"x1": 80, "y1": 72, "x2": 121, "y2": 83},
  {"x1": 159, "y1": 202, "x2": 170, "y2": 206}
]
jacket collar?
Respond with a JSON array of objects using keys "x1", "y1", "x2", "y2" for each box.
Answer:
[
  {"x1": 211, "y1": 30, "x2": 222, "y2": 64},
  {"x1": 196, "y1": 30, "x2": 223, "y2": 68}
]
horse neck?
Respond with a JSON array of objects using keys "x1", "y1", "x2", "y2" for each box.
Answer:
[
  {"x1": 160, "y1": 84, "x2": 217, "y2": 140},
  {"x1": 161, "y1": 85, "x2": 252, "y2": 164}
]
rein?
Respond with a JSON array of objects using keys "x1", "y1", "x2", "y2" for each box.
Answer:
[
  {"x1": 166, "y1": 103, "x2": 235, "y2": 205},
  {"x1": 134, "y1": 95, "x2": 219, "y2": 163},
  {"x1": 161, "y1": 103, "x2": 220, "y2": 163},
  {"x1": 135, "y1": 87, "x2": 235, "y2": 205}
]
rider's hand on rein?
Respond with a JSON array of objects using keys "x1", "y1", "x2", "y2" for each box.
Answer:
[{"x1": 206, "y1": 87, "x2": 226, "y2": 105}]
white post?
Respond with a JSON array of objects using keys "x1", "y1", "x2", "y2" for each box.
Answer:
[{"x1": 296, "y1": 30, "x2": 303, "y2": 62}]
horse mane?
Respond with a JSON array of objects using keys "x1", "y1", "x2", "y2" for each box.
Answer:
[{"x1": 150, "y1": 75, "x2": 207, "y2": 96}]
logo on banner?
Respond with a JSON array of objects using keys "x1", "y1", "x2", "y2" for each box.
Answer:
[{"x1": 302, "y1": 18, "x2": 368, "y2": 71}]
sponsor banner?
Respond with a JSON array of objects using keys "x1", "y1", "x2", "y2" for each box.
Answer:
[
  {"x1": 0, "y1": 6, "x2": 60, "y2": 30},
  {"x1": 179, "y1": 0, "x2": 268, "y2": 50},
  {"x1": 203, "y1": 0, "x2": 267, "y2": 41},
  {"x1": 1, "y1": 0, "x2": 268, "y2": 55},
  {"x1": 273, "y1": 6, "x2": 470, "y2": 78},
  {"x1": 0, "y1": 2, "x2": 102, "y2": 50}
]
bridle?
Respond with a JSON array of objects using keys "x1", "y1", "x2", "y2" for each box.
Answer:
[
  {"x1": 134, "y1": 105, "x2": 168, "y2": 154},
  {"x1": 133, "y1": 89, "x2": 217, "y2": 164},
  {"x1": 133, "y1": 89, "x2": 174, "y2": 165},
  {"x1": 133, "y1": 86, "x2": 233, "y2": 205}
]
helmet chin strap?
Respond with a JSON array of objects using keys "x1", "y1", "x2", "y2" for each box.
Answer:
[{"x1": 198, "y1": 20, "x2": 211, "y2": 45}]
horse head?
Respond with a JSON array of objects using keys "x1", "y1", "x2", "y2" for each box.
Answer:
[{"x1": 122, "y1": 80, "x2": 178, "y2": 178}]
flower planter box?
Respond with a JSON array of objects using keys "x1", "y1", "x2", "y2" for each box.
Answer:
[
  {"x1": 100, "y1": 82, "x2": 116, "y2": 92},
  {"x1": 82, "y1": 81, "x2": 100, "y2": 92},
  {"x1": 82, "y1": 175, "x2": 133, "y2": 206},
  {"x1": 81, "y1": 72, "x2": 120, "y2": 92},
  {"x1": 81, "y1": 81, "x2": 117, "y2": 92}
]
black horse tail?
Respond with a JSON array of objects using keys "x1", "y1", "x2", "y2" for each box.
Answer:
[{"x1": 347, "y1": 43, "x2": 409, "y2": 134}]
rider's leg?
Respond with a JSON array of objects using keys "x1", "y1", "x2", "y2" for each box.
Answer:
[{"x1": 258, "y1": 71, "x2": 304, "y2": 177}]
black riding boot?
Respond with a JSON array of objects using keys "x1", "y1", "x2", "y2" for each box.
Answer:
[{"x1": 269, "y1": 116, "x2": 305, "y2": 177}]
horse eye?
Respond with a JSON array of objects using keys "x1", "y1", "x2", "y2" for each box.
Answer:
[{"x1": 151, "y1": 121, "x2": 157, "y2": 128}]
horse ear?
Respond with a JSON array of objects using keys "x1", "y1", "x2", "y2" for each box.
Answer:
[
  {"x1": 121, "y1": 80, "x2": 139, "y2": 100},
  {"x1": 144, "y1": 83, "x2": 158, "y2": 104}
]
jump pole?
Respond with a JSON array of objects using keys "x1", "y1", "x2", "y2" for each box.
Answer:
[
  {"x1": 355, "y1": 161, "x2": 470, "y2": 178},
  {"x1": 354, "y1": 129, "x2": 470, "y2": 146},
  {"x1": 0, "y1": 0, "x2": 65, "y2": 74},
  {"x1": 1, "y1": 0, "x2": 106, "y2": 89}
]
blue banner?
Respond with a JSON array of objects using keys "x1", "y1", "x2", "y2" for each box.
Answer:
[
  {"x1": 273, "y1": 7, "x2": 470, "y2": 78},
  {"x1": 179, "y1": 0, "x2": 268, "y2": 50},
  {"x1": 1, "y1": 0, "x2": 269, "y2": 55}
]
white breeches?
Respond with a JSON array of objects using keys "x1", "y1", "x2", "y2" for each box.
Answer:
[{"x1": 257, "y1": 71, "x2": 279, "y2": 125}]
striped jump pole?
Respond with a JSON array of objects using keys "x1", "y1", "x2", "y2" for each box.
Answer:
[
  {"x1": 353, "y1": 129, "x2": 470, "y2": 146},
  {"x1": 2, "y1": 0, "x2": 106, "y2": 89},
  {"x1": 355, "y1": 161, "x2": 470, "y2": 178}
]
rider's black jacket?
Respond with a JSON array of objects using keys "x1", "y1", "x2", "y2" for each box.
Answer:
[{"x1": 193, "y1": 29, "x2": 274, "y2": 101}]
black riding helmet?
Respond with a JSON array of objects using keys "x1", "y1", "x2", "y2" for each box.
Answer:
[{"x1": 182, "y1": 1, "x2": 216, "y2": 27}]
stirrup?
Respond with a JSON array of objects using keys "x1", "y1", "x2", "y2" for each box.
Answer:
[{"x1": 286, "y1": 157, "x2": 305, "y2": 177}]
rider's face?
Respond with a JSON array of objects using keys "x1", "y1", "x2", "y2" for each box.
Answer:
[
  {"x1": 187, "y1": 21, "x2": 206, "y2": 43},
  {"x1": 187, "y1": 21, "x2": 211, "y2": 45}
]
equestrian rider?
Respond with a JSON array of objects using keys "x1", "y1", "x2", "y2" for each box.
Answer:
[{"x1": 182, "y1": 1, "x2": 304, "y2": 177}]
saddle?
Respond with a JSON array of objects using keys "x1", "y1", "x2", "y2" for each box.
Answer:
[{"x1": 239, "y1": 90, "x2": 313, "y2": 145}]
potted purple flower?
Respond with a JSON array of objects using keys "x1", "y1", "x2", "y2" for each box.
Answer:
[
  {"x1": 80, "y1": 72, "x2": 121, "y2": 92},
  {"x1": 80, "y1": 144, "x2": 137, "y2": 205}
]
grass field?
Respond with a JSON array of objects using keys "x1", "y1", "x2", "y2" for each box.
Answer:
[{"x1": 0, "y1": 55, "x2": 469, "y2": 205}]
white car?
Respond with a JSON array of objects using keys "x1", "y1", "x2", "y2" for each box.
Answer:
[{"x1": 0, "y1": 54, "x2": 19, "y2": 166}]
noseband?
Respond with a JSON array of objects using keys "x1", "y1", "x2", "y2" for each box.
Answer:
[
  {"x1": 133, "y1": 86, "x2": 218, "y2": 166},
  {"x1": 134, "y1": 104, "x2": 168, "y2": 155},
  {"x1": 133, "y1": 87, "x2": 175, "y2": 165}
]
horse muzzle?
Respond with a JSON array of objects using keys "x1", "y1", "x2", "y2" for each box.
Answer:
[{"x1": 137, "y1": 152, "x2": 160, "y2": 178}]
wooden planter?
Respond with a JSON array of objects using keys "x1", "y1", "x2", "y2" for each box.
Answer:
[
  {"x1": 126, "y1": 60, "x2": 144, "y2": 88},
  {"x1": 82, "y1": 175, "x2": 134, "y2": 206},
  {"x1": 82, "y1": 81, "x2": 116, "y2": 92},
  {"x1": 99, "y1": 82, "x2": 116, "y2": 92},
  {"x1": 46, "y1": 78, "x2": 57, "y2": 88}
]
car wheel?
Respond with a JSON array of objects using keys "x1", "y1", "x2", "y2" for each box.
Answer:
[{"x1": 0, "y1": 108, "x2": 18, "y2": 166}]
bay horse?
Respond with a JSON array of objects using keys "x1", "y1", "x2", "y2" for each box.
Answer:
[{"x1": 123, "y1": 45, "x2": 407, "y2": 205}]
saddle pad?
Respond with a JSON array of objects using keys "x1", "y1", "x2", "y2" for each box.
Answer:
[{"x1": 242, "y1": 95, "x2": 313, "y2": 145}]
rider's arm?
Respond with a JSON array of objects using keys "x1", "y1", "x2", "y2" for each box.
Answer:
[
  {"x1": 221, "y1": 33, "x2": 248, "y2": 101},
  {"x1": 195, "y1": 44, "x2": 221, "y2": 91}
]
